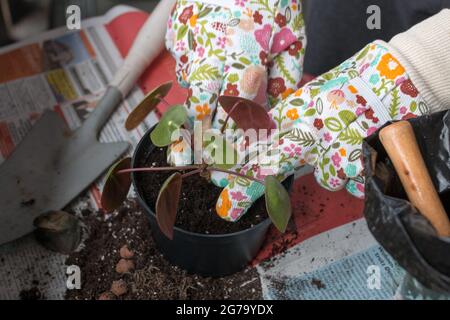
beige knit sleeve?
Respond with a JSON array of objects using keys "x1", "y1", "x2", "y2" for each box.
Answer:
[{"x1": 379, "y1": 9, "x2": 450, "y2": 114}]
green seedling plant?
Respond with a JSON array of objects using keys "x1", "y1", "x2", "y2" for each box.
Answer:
[{"x1": 101, "y1": 82, "x2": 292, "y2": 240}]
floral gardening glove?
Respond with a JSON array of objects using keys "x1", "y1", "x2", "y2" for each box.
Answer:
[
  {"x1": 216, "y1": 41, "x2": 431, "y2": 221},
  {"x1": 165, "y1": 0, "x2": 306, "y2": 165}
]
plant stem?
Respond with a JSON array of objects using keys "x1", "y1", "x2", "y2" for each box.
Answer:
[
  {"x1": 181, "y1": 168, "x2": 202, "y2": 179},
  {"x1": 220, "y1": 101, "x2": 241, "y2": 134},
  {"x1": 117, "y1": 164, "x2": 265, "y2": 185},
  {"x1": 117, "y1": 165, "x2": 200, "y2": 175},
  {"x1": 207, "y1": 167, "x2": 264, "y2": 185}
]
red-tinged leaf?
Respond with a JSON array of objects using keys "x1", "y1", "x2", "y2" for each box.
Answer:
[
  {"x1": 125, "y1": 82, "x2": 173, "y2": 131},
  {"x1": 101, "y1": 158, "x2": 132, "y2": 212},
  {"x1": 264, "y1": 176, "x2": 291, "y2": 233},
  {"x1": 218, "y1": 96, "x2": 275, "y2": 132},
  {"x1": 156, "y1": 172, "x2": 182, "y2": 240}
]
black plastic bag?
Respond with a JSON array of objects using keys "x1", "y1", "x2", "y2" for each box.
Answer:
[{"x1": 363, "y1": 110, "x2": 450, "y2": 293}]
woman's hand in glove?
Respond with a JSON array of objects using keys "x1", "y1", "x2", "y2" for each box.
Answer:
[
  {"x1": 216, "y1": 41, "x2": 430, "y2": 221},
  {"x1": 165, "y1": 0, "x2": 306, "y2": 165}
]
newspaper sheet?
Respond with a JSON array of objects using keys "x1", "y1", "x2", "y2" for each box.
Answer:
[
  {"x1": 0, "y1": 5, "x2": 158, "y2": 300},
  {"x1": 258, "y1": 219, "x2": 405, "y2": 300}
]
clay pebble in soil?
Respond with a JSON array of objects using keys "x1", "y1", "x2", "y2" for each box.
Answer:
[
  {"x1": 116, "y1": 259, "x2": 135, "y2": 274},
  {"x1": 111, "y1": 279, "x2": 128, "y2": 296},
  {"x1": 119, "y1": 245, "x2": 134, "y2": 259},
  {"x1": 65, "y1": 201, "x2": 262, "y2": 300}
]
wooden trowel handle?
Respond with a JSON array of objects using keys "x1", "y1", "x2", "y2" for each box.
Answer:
[{"x1": 379, "y1": 121, "x2": 450, "y2": 237}]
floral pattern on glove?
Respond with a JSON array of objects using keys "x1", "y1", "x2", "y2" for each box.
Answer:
[
  {"x1": 165, "y1": 0, "x2": 306, "y2": 133},
  {"x1": 216, "y1": 42, "x2": 430, "y2": 221}
]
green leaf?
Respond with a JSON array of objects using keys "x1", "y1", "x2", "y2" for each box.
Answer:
[
  {"x1": 349, "y1": 149, "x2": 362, "y2": 162},
  {"x1": 265, "y1": 176, "x2": 292, "y2": 233},
  {"x1": 101, "y1": 158, "x2": 132, "y2": 212},
  {"x1": 236, "y1": 177, "x2": 252, "y2": 187},
  {"x1": 125, "y1": 82, "x2": 172, "y2": 131},
  {"x1": 285, "y1": 6, "x2": 292, "y2": 23},
  {"x1": 348, "y1": 70, "x2": 359, "y2": 79},
  {"x1": 150, "y1": 105, "x2": 188, "y2": 147},
  {"x1": 329, "y1": 164, "x2": 336, "y2": 177},
  {"x1": 227, "y1": 73, "x2": 239, "y2": 84},
  {"x1": 188, "y1": 30, "x2": 195, "y2": 50},
  {"x1": 322, "y1": 73, "x2": 334, "y2": 81},
  {"x1": 308, "y1": 81, "x2": 326, "y2": 87},
  {"x1": 325, "y1": 117, "x2": 343, "y2": 132},
  {"x1": 213, "y1": 49, "x2": 224, "y2": 58},
  {"x1": 410, "y1": 101, "x2": 417, "y2": 113},
  {"x1": 228, "y1": 18, "x2": 240, "y2": 27},
  {"x1": 338, "y1": 110, "x2": 357, "y2": 127},
  {"x1": 284, "y1": 128, "x2": 315, "y2": 147},
  {"x1": 419, "y1": 102, "x2": 429, "y2": 115},
  {"x1": 356, "y1": 45, "x2": 370, "y2": 61},
  {"x1": 304, "y1": 108, "x2": 316, "y2": 117},
  {"x1": 274, "y1": 55, "x2": 296, "y2": 85},
  {"x1": 331, "y1": 142, "x2": 340, "y2": 149},
  {"x1": 310, "y1": 88, "x2": 320, "y2": 98},
  {"x1": 189, "y1": 96, "x2": 200, "y2": 104},
  {"x1": 291, "y1": 13, "x2": 304, "y2": 31},
  {"x1": 198, "y1": 7, "x2": 212, "y2": 18},
  {"x1": 316, "y1": 98, "x2": 324, "y2": 115},
  {"x1": 231, "y1": 63, "x2": 245, "y2": 70},
  {"x1": 239, "y1": 57, "x2": 252, "y2": 65},
  {"x1": 189, "y1": 64, "x2": 220, "y2": 82},
  {"x1": 177, "y1": 25, "x2": 188, "y2": 40},
  {"x1": 389, "y1": 88, "x2": 400, "y2": 119},
  {"x1": 339, "y1": 127, "x2": 363, "y2": 145},
  {"x1": 156, "y1": 173, "x2": 182, "y2": 240},
  {"x1": 289, "y1": 98, "x2": 305, "y2": 107},
  {"x1": 209, "y1": 93, "x2": 217, "y2": 105},
  {"x1": 354, "y1": 175, "x2": 365, "y2": 184}
]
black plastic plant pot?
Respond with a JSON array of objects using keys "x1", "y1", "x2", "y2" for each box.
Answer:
[{"x1": 131, "y1": 126, "x2": 294, "y2": 277}]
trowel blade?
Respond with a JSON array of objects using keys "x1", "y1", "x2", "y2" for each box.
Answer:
[{"x1": 0, "y1": 111, "x2": 129, "y2": 245}]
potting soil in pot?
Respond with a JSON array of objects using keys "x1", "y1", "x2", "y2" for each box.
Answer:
[
  {"x1": 65, "y1": 201, "x2": 262, "y2": 300},
  {"x1": 135, "y1": 147, "x2": 270, "y2": 234}
]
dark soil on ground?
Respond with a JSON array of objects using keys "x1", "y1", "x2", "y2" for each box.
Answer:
[
  {"x1": 135, "y1": 146, "x2": 270, "y2": 234},
  {"x1": 19, "y1": 287, "x2": 45, "y2": 300},
  {"x1": 65, "y1": 201, "x2": 262, "y2": 300}
]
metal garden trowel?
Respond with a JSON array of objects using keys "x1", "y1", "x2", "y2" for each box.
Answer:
[{"x1": 0, "y1": 1, "x2": 173, "y2": 245}]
